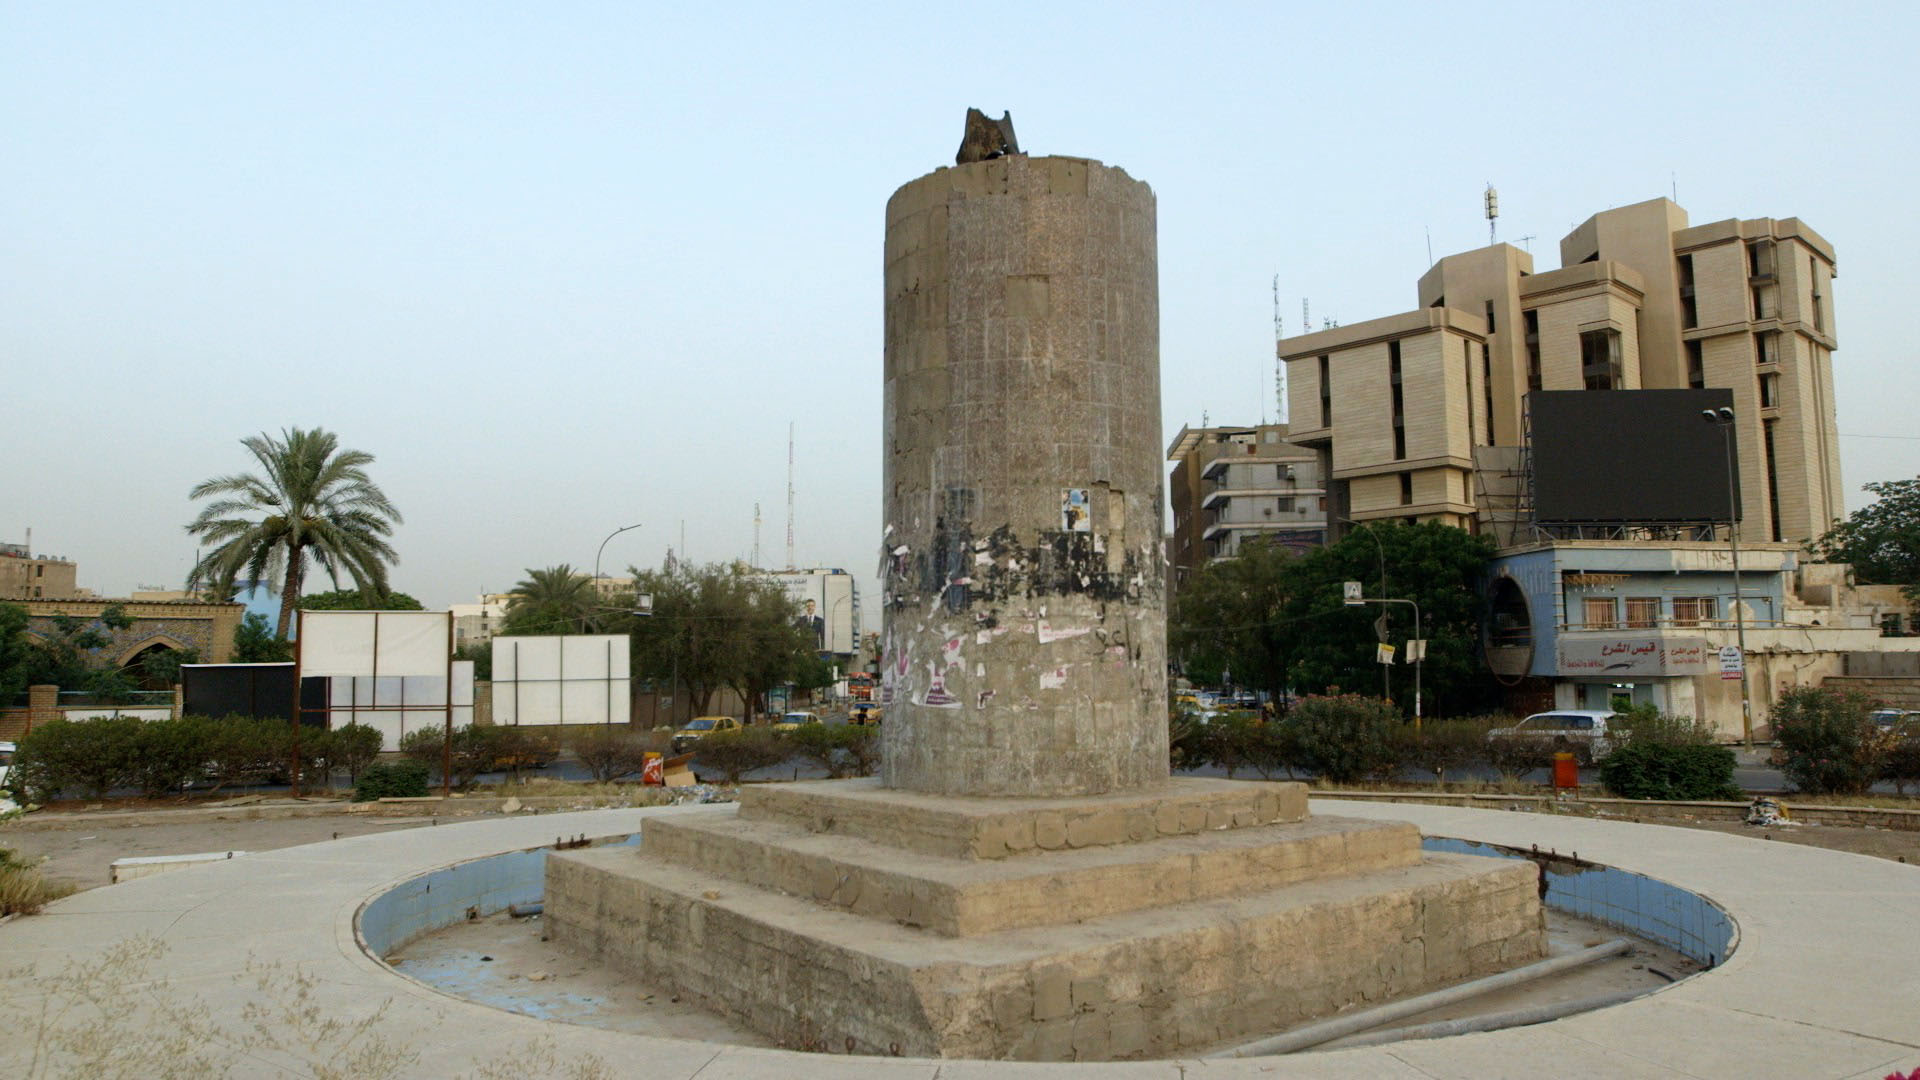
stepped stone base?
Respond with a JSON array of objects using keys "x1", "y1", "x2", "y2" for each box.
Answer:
[{"x1": 545, "y1": 778, "x2": 1544, "y2": 1061}]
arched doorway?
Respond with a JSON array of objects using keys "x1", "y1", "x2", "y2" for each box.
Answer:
[{"x1": 121, "y1": 639, "x2": 197, "y2": 691}]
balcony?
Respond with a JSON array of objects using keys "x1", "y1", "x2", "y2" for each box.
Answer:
[{"x1": 1201, "y1": 483, "x2": 1321, "y2": 510}]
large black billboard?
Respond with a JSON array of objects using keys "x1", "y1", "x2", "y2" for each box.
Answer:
[
  {"x1": 181, "y1": 663, "x2": 330, "y2": 726},
  {"x1": 1530, "y1": 389, "x2": 1740, "y2": 526}
]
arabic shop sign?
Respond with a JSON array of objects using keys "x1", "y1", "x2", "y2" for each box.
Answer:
[{"x1": 1557, "y1": 636, "x2": 1713, "y2": 677}]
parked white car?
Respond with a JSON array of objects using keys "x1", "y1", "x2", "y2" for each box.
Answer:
[
  {"x1": 0, "y1": 740, "x2": 16, "y2": 811},
  {"x1": 1487, "y1": 710, "x2": 1617, "y2": 763}
]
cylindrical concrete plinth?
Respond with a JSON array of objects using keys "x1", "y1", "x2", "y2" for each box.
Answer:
[{"x1": 880, "y1": 154, "x2": 1166, "y2": 797}]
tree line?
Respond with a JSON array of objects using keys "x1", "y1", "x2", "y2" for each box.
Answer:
[{"x1": 1171, "y1": 523, "x2": 1502, "y2": 716}]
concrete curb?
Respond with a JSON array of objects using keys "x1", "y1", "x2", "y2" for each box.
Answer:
[
  {"x1": 1315, "y1": 789, "x2": 1920, "y2": 831},
  {"x1": 0, "y1": 793, "x2": 685, "y2": 830}
]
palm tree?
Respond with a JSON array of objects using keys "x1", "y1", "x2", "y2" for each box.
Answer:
[
  {"x1": 186, "y1": 427, "x2": 403, "y2": 639},
  {"x1": 504, "y1": 564, "x2": 600, "y2": 635}
]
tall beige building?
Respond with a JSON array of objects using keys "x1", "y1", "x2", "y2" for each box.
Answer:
[
  {"x1": 1280, "y1": 198, "x2": 1842, "y2": 543},
  {"x1": 1165, "y1": 422, "x2": 1326, "y2": 588}
]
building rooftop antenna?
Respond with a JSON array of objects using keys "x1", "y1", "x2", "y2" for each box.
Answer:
[
  {"x1": 1301, "y1": 297, "x2": 1310, "y2": 337},
  {"x1": 1268, "y1": 275, "x2": 1282, "y2": 424},
  {"x1": 752, "y1": 502, "x2": 762, "y2": 568},
  {"x1": 785, "y1": 422, "x2": 797, "y2": 571},
  {"x1": 1484, "y1": 183, "x2": 1500, "y2": 246}
]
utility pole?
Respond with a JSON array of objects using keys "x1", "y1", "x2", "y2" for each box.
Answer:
[{"x1": 1705, "y1": 407, "x2": 1753, "y2": 747}]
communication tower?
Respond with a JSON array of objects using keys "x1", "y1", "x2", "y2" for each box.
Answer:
[{"x1": 786, "y1": 423, "x2": 796, "y2": 571}]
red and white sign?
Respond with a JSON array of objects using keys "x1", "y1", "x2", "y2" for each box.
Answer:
[{"x1": 1557, "y1": 637, "x2": 1713, "y2": 677}]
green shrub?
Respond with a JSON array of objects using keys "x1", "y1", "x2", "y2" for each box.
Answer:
[
  {"x1": 1397, "y1": 718, "x2": 1490, "y2": 784},
  {"x1": 1880, "y1": 738, "x2": 1920, "y2": 796},
  {"x1": 130, "y1": 716, "x2": 214, "y2": 799},
  {"x1": 1199, "y1": 714, "x2": 1259, "y2": 778},
  {"x1": 566, "y1": 727, "x2": 659, "y2": 783},
  {"x1": 201, "y1": 715, "x2": 291, "y2": 792},
  {"x1": 12, "y1": 716, "x2": 146, "y2": 801},
  {"x1": 1771, "y1": 685, "x2": 1884, "y2": 796},
  {"x1": 486, "y1": 725, "x2": 560, "y2": 781},
  {"x1": 329, "y1": 723, "x2": 385, "y2": 782},
  {"x1": 1610, "y1": 704, "x2": 1718, "y2": 747},
  {"x1": 1600, "y1": 742, "x2": 1743, "y2": 800},
  {"x1": 1485, "y1": 725, "x2": 1556, "y2": 780},
  {"x1": 783, "y1": 723, "x2": 858, "y2": 778},
  {"x1": 839, "y1": 724, "x2": 880, "y2": 777},
  {"x1": 1194, "y1": 715, "x2": 1300, "y2": 780},
  {"x1": 1289, "y1": 694, "x2": 1400, "y2": 784},
  {"x1": 352, "y1": 760, "x2": 430, "y2": 801},
  {"x1": 1168, "y1": 712, "x2": 1206, "y2": 772},
  {"x1": 692, "y1": 728, "x2": 791, "y2": 784},
  {"x1": 398, "y1": 726, "x2": 496, "y2": 791}
]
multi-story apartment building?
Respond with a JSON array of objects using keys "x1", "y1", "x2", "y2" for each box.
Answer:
[
  {"x1": 451, "y1": 593, "x2": 514, "y2": 651},
  {"x1": 1, "y1": 542, "x2": 83, "y2": 600},
  {"x1": 1165, "y1": 423, "x2": 1326, "y2": 587},
  {"x1": 1279, "y1": 198, "x2": 1842, "y2": 545},
  {"x1": 1273, "y1": 199, "x2": 1870, "y2": 737}
]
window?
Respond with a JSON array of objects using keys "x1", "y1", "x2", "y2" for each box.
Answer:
[
  {"x1": 1625, "y1": 597, "x2": 1660, "y2": 629},
  {"x1": 1580, "y1": 328, "x2": 1622, "y2": 390},
  {"x1": 1751, "y1": 283, "x2": 1774, "y2": 320},
  {"x1": 1399, "y1": 472, "x2": 1413, "y2": 505},
  {"x1": 1523, "y1": 309, "x2": 1542, "y2": 392},
  {"x1": 1465, "y1": 338, "x2": 1478, "y2": 446},
  {"x1": 1482, "y1": 343, "x2": 1494, "y2": 439},
  {"x1": 1678, "y1": 254, "x2": 1698, "y2": 329},
  {"x1": 1755, "y1": 331, "x2": 1780, "y2": 366},
  {"x1": 1277, "y1": 496, "x2": 1295, "y2": 513},
  {"x1": 1759, "y1": 372, "x2": 1780, "y2": 408},
  {"x1": 1810, "y1": 256, "x2": 1825, "y2": 331},
  {"x1": 1483, "y1": 299, "x2": 1496, "y2": 335},
  {"x1": 1673, "y1": 596, "x2": 1718, "y2": 627},
  {"x1": 1583, "y1": 597, "x2": 1617, "y2": 629},
  {"x1": 1747, "y1": 239, "x2": 1775, "y2": 279},
  {"x1": 1686, "y1": 340, "x2": 1705, "y2": 389},
  {"x1": 1764, "y1": 417, "x2": 1782, "y2": 542},
  {"x1": 1318, "y1": 355, "x2": 1331, "y2": 427},
  {"x1": 1389, "y1": 340, "x2": 1406, "y2": 460}
]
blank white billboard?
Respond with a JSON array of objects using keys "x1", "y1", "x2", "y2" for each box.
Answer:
[
  {"x1": 492, "y1": 634, "x2": 631, "y2": 726},
  {"x1": 324, "y1": 661, "x2": 475, "y2": 751},
  {"x1": 298, "y1": 610, "x2": 450, "y2": 678}
]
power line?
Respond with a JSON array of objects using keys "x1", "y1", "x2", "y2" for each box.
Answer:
[{"x1": 1837, "y1": 432, "x2": 1920, "y2": 441}]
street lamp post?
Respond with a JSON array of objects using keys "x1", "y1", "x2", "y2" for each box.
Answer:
[
  {"x1": 1703, "y1": 408, "x2": 1753, "y2": 748},
  {"x1": 591, "y1": 523, "x2": 643, "y2": 632},
  {"x1": 1339, "y1": 518, "x2": 1391, "y2": 701}
]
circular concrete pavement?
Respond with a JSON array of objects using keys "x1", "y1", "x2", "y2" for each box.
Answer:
[{"x1": 2, "y1": 798, "x2": 1916, "y2": 1079}]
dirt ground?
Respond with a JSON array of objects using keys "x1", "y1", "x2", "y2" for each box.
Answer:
[
  {"x1": 1, "y1": 814, "x2": 437, "y2": 889},
  {"x1": 1672, "y1": 818, "x2": 1920, "y2": 863}
]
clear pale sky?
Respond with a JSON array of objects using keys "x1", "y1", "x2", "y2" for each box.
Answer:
[{"x1": 6, "y1": 2, "x2": 1916, "y2": 609}]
